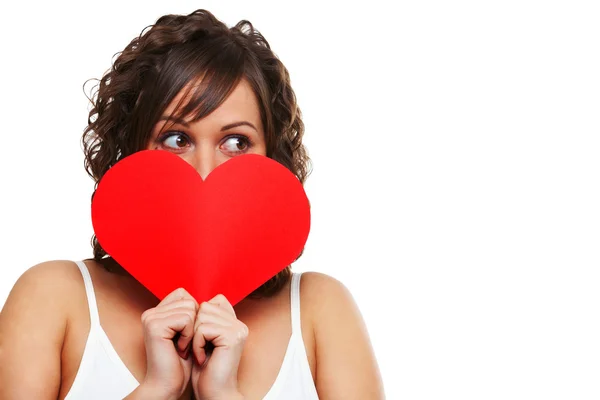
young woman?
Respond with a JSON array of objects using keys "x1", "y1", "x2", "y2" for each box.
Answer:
[{"x1": 0, "y1": 9, "x2": 384, "y2": 400}]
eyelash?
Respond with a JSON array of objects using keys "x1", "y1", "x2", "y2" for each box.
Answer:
[
  {"x1": 156, "y1": 131, "x2": 253, "y2": 151},
  {"x1": 156, "y1": 131, "x2": 191, "y2": 147}
]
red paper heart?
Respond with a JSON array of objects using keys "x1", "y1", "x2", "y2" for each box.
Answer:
[{"x1": 91, "y1": 150, "x2": 310, "y2": 305}]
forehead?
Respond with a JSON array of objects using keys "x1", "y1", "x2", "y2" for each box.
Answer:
[{"x1": 164, "y1": 78, "x2": 262, "y2": 127}]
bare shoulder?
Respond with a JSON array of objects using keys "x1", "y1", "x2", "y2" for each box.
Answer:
[
  {"x1": 0, "y1": 259, "x2": 86, "y2": 332},
  {"x1": 6, "y1": 259, "x2": 84, "y2": 303},
  {"x1": 299, "y1": 271, "x2": 358, "y2": 320},
  {"x1": 299, "y1": 271, "x2": 348, "y2": 293},
  {"x1": 0, "y1": 260, "x2": 85, "y2": 399},
  {"x1": 299, "y1": 271, "x2": 385, "y2": 399},
  {"x1": 23, "y1": 259, "x2": 82, "y2": 280}
]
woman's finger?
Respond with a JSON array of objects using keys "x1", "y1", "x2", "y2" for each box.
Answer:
[
  {"x1": 192, "y1": 323, "x2": 208, "y2": 366},
  {"x1": 194, "y1": 321, "x2": 248, "y2": 349},
  {"x1": 142, "y1": 304, "x2": 196, "y2": 326},
  {"x1": 193, "y1": 323, "x2": 232, "y2": 367},
  {"x1": 144, "y1": 306, "x2": 196, "y2": 352},
  {"x1": 155, "y1": 298, "x2": 198, "y2": 314},
  {"x1": 196, "y1": 309, "x2": 233, "y2": 328},
  {"x1": 159, "y1": 287, "x2": 198, "y2": 308},
  {"x1": 144, "y1": 312, "x2": 195, "y2": 343},
  {"x1": 194, "y1": 301, "x2": 234, "y2": 331},
  {"x1": 207, "y1": 294, "x2": 236, "y2": 316}
]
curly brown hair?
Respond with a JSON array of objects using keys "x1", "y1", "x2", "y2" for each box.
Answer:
[{"x1": 82, "y1": 9, "x2": 311, "y2": 298}]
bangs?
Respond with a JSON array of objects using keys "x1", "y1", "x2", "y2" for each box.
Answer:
[{"x1": 155, "y1": 36, "x2": 246, "y2": 125}]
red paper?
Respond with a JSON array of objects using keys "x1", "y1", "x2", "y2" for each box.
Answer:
[{"x1": 91, "y1": 150, "x2": 310, "y2": 305}]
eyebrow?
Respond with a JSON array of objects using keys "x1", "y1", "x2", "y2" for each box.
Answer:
[{"x1": 158, "y1": 116, "x2": 258, "y2": 132}]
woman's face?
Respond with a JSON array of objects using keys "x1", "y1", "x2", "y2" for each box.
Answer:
[{"x1": 146, "y1": 78, "x2": 267, "y2": 180}]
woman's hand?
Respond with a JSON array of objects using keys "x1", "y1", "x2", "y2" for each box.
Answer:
[
  {"x1": 136, "y1": 288, "x2": 198, "y2": 400},
  {"x1": 191, "y1": 294, "x2": 249, "y2": 400}
]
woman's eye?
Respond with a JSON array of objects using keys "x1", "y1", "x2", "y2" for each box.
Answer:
[
  {"x1": 161, "y1": 133, "x2": 190, "y2": 149},
  {"x1": 220, "y1": 136, "x2": 250, "y2": 154}
]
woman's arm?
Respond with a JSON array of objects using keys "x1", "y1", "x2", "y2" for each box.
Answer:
[
  {"x1": 0, "y1": 262, "x2": 72, "y2": 399},
  {"x1": 304, "y1": 272, "x2": 385, "y2": 399}
]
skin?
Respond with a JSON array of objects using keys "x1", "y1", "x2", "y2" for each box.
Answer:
[{"x1": 0, "y1": 78, "x2": 385, "y2": 399}]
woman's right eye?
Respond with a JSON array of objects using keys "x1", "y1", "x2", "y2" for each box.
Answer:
[{"x1": 159, "y1": 132, "x2": 190, "y2": 150}]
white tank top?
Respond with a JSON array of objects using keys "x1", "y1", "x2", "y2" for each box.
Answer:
[{"x1": 65, "y1": 260, "x2": 319, "y2": 399}]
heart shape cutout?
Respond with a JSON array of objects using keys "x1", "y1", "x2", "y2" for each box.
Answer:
[{"x1": 91, "y1": 150, "x2": 310, "y2": 305}]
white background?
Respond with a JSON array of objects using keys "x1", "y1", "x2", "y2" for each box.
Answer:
[{"x1": 1, "y1": 1, "x2": 599, "y2": 399}]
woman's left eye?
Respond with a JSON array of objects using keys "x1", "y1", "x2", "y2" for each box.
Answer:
[{"x1": 220, "y1": 136, "x2": 250, "y2": 154}]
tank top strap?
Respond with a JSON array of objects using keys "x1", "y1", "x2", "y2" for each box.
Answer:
[
  {"x1": 74, "y1": 260, "x2": 101, "y2": 328},
  {"x1": 290, "y1": 272, "x2": 303, "y2": 335}
]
